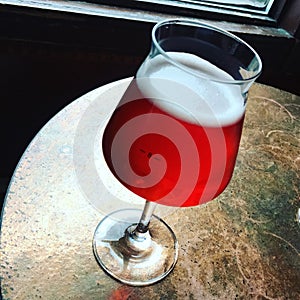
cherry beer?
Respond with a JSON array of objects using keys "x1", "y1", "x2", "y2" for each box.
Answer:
[{"x1": 102, "y1": 52, "x2": 245, "y2": 207}]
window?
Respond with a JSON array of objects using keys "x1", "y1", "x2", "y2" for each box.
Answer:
[
  {"x1": 83, "y1": 0, "x2": 288, "y2": 27},
  {"x1": 130, "y1": 0, "x2": 276, "y2": 15},
  {"x1": 186, "y1": 0, "x2": 273, "y2": 9},
  {"x1": 0, "y1": 0, "x2": 295, "y2": 31},
  {"x1": 167, "y1": 0, "x2": 277, "y2": 16}
]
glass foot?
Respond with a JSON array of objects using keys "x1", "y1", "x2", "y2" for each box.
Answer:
[{"x1": 93, "y1": 209, "x2": 178, "y2": 286}]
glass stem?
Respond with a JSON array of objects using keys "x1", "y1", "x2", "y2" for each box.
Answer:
[{"x1": 135, "y1": 201, "x2": 157, "y2": 233}]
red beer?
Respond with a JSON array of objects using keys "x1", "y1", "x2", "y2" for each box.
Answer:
[{"x1": 102, "y1": 52, "x2": 245, "y2": 207}]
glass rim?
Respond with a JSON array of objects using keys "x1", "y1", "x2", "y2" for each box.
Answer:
[{"x1": 151, "y1": 18, "x2": 263, "y2": 85}]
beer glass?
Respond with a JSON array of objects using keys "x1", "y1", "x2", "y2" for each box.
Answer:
[{"x1": 93, "y1": 19, "x2": 262, "y2": 286}]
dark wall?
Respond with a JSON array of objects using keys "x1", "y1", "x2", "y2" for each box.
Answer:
[
  {"x1": 0, "y1": 10, "x2": 148, "y2": 187},
  {"x1": 0, "y1": 42, "x2": 145, "y2": 183}
]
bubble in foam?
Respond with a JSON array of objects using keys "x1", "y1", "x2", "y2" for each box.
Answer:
[{"x1": 136, "y1": 52, "x2": 245, "y2": 127}]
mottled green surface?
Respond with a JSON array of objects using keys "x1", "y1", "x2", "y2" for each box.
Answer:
[{"x1": 0, "y1": 81, "x2": 299, "y2": 299}]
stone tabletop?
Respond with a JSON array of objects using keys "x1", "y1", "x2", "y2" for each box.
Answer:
[{"x1": 0, "y1": 78, "x2": 299, "y2": 299}]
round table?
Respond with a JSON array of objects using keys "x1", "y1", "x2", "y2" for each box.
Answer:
[{"x1": 1, "y1": 78, "x2": 299, "y2": 299}]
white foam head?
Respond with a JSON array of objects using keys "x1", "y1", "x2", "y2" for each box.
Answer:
[{"x1": 136, "y1": 52, "x2": 245, "y2": 127}]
